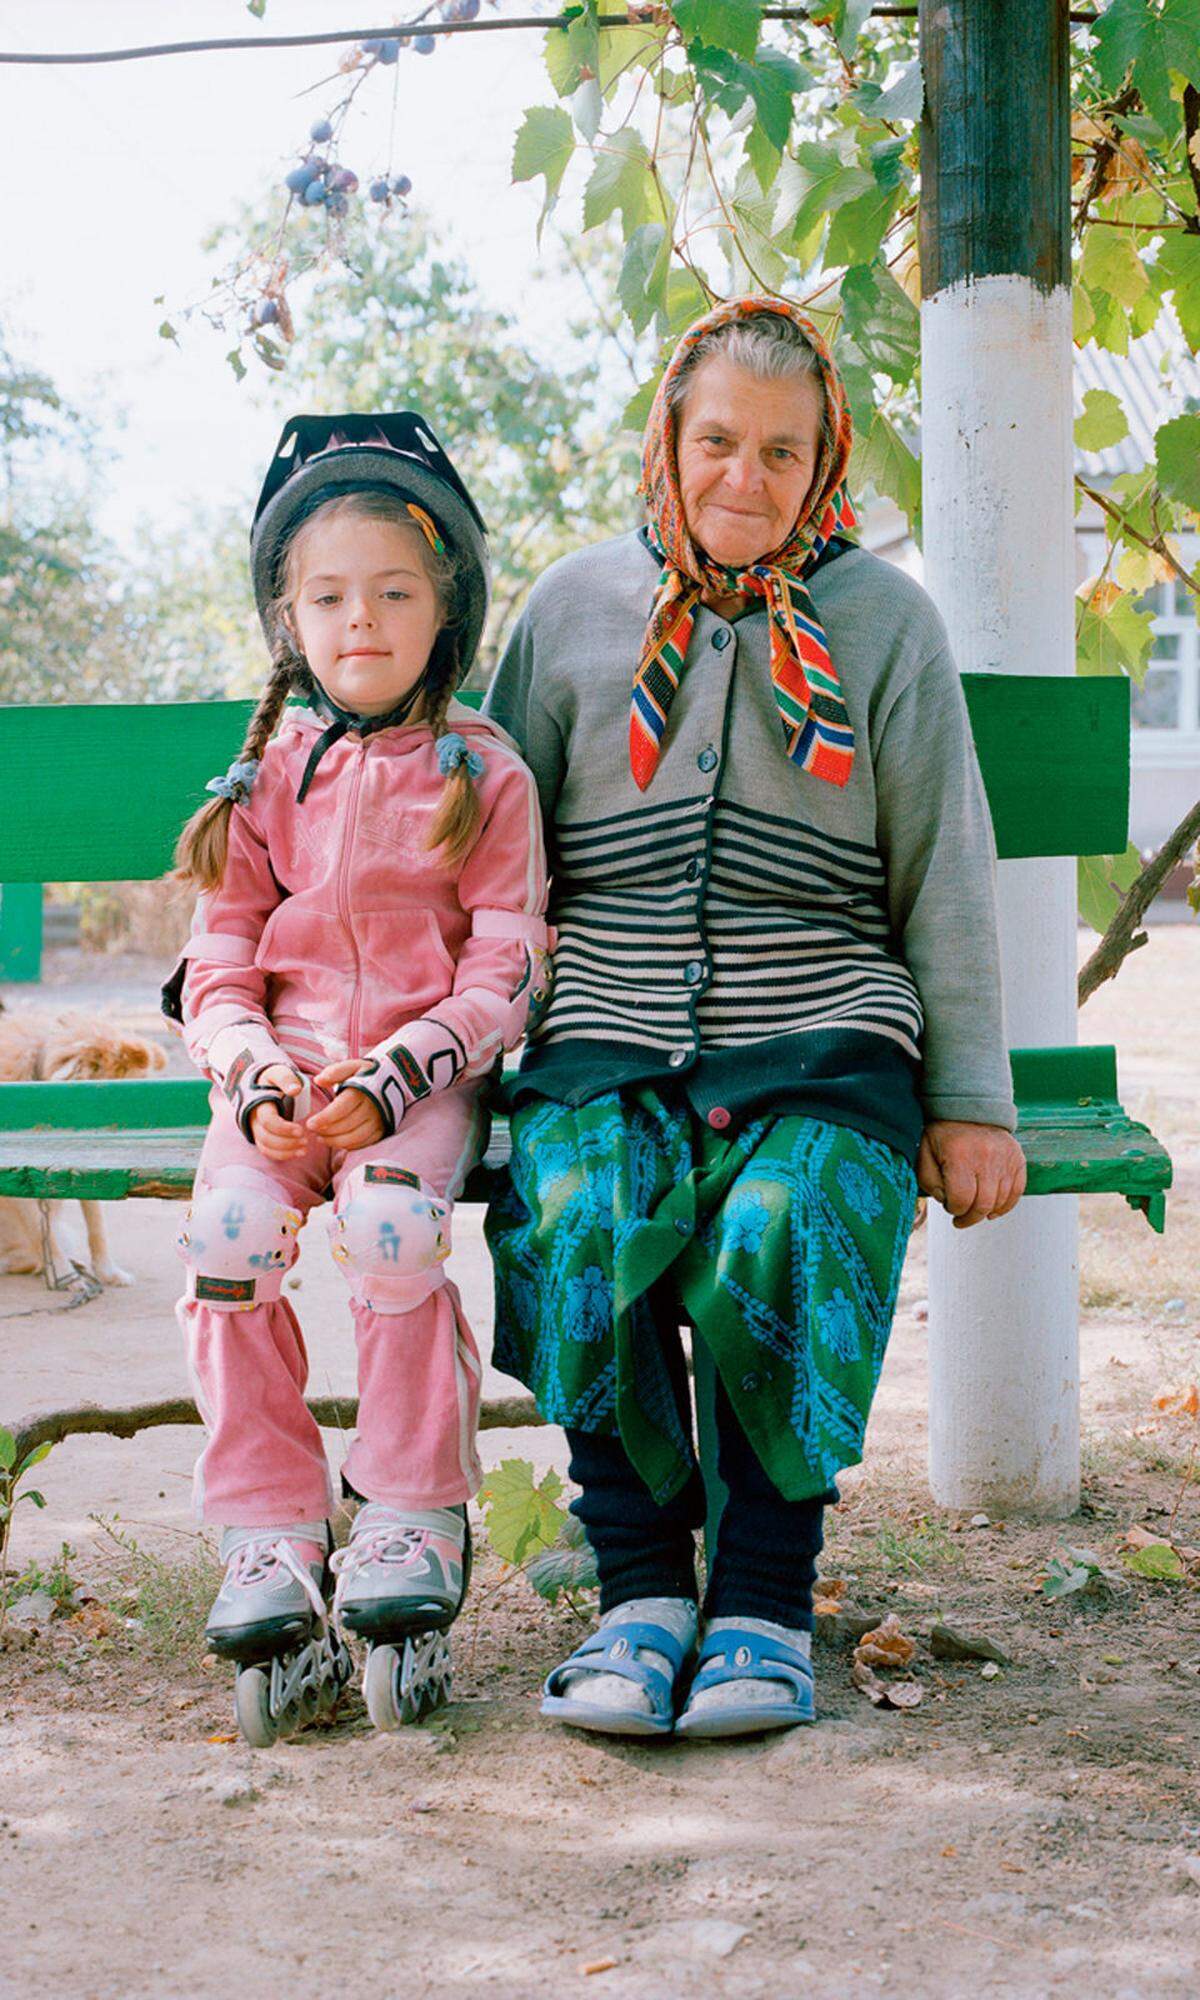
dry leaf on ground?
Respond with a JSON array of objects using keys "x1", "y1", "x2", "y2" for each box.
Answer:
[
  {"x1": 1154, "y1": 1384, "x2": 1199, "y2": 1420},
  {"x1": 854, "y1": 1613, "x2": 916, "y2": 1668},
  {"x1": 68, "y1": 1603, "x2": 119, "y2": 1640},
  {"x1": 852, "y1": 1657, "x2": 923, "y2": 1709}
]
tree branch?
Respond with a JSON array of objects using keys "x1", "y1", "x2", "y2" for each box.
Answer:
[
  {"x1": 8, "y1": 1391, "x2": 544, "y2": 1466},
  {"x1": 1078, "y1": 796, "x2": 1200, "y2": 1006},
  {"x1": 1075, "y1": 477, "x2": 1200, "y2": 600},
  {"x1": 1183, "y1": 85, "x2": 1200, "y2": 234}
]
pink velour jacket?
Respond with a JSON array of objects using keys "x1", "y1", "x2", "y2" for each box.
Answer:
[{"x1": 172, "y1": 700, "x2": 551, "y2": 1094}]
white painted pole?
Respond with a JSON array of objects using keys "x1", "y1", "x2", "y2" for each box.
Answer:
[{"x1": 919, "y1": 5, "x2": 1079, "y2": 1516}]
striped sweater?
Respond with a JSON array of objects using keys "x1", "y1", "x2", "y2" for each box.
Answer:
[{"x1": 485, "y1": 530, "x2": 1016, "y2": 1159}]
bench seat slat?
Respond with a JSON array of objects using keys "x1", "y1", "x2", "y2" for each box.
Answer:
[{"x1": 0, "y1": 1059, "x2": 1168, "y2": 1220}]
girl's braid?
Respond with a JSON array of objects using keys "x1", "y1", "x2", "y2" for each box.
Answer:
[
  {"x1": 174, "y1": 650, "x2": 298, "y2": 891},
  {"x1": 425, "y1": 639, "x2": 482, "y2": 868}
]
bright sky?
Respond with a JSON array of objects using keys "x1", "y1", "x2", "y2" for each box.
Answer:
[{"x1": 0, "y1": 1, "x2": 564, "y2": 554}]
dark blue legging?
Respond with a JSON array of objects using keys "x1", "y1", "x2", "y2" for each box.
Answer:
[{"x1": 566, "y1": 1312, "x2": 835, "y2": 1629}]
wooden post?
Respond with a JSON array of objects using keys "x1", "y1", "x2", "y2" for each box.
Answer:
[
  {"x1": 919, "y1": 0, "x2": 1079, "y2": 1514},
  {"x1": 0, "y1": 883, "x2": 43, "y2": 983}
]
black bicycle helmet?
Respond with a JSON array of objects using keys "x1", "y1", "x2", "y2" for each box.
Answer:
[{"x1": 249, "y1": 411, "x2": 491, "y2": 676}]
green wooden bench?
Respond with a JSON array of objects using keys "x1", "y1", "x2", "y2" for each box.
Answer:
[{"x1": 0, "y1": 680, "x2": 1171, "y2": 1228}]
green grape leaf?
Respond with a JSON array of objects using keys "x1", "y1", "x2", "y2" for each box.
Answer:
[
  {"x1": 622, "y1": 371, "x2": 662, "y2": 431},
  {"x1": 572, "y1": 76, "x2": 604, "y2": 142},
  {"x1": 1121, "y1": 1541, "x2": 1186, "y2": 1581},
  {"x1": 840, "y1": 264, "x2": 919, "y2": 385},
  {"x1": 599, "y1": 21, "x2": 666, "y2": 95},
  {"x1": 825, "y1": 180, "x2": 902, "y2": 268},
  {"x1": 674, "y1": 0, "x2": 764, "y2": 60},
  {"x1": 1075, "y1": 388, "x2": 1130, "y2": 452},
  {"x1": 745, "y1": 118, "x2": 783, "y2": 194},
  {"x1": 583, "y1": 129, "x2": 659, "y2": 234},
  {"x1": 1080, "y1": 226, "x2": 1149, "y2": 309},
  {"x1": 618, "y1": 222, "x2": 671, "y2": 334},
  {"x1": 691, "y1": 45, "x2": 809, "y2": 147},
  {"x1": 665, "y1": 266, "x2": 712, "y2": 331},
  {"x1": 524, "y1": 1536, "x2": 599, "y2": 1605},
  {"x1": 1076, "y1": 591, "x2": 1156, "y2": 681},
  {"x1": 544, "y1": 4, "x2": 599, "y2": 96},
  {"x1": 851, "y1": 410, "x2": 921, "y2": 526},
  {"x1": 0, "y1": 1427, "x2": 15, "y2": 1471},
  {"x1": 774, "y1": 141, "x2": 874, "y2": 246},
  {"x1": 1093, "y1": 0, "x2": 1200, "y2": 135},
  {"x1": 1154, "y1": 234, "x2": 1200, "y2": 349},
  {"x1": 1155, "y1": 413, "x2": 1200, "y2": 508},
  {"x1": 513, "y1": 106, "x2": 575, "y2": 241},
  {"x1": 1078, "y1": 842, "x2": 1142, "y2": 934},
  {"x1": 477, "y1": 1458, "x2": 566, "y2": 1565},
  {"x1": 870, "y1": 57, "x2": 923, "y2": 124}
]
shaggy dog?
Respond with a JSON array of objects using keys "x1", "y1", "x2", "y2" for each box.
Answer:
[{"x1": 0, "y1": 1010, "x2": 167, "y2": 1288}]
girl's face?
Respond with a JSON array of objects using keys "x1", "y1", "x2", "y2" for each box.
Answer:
[{"x1": 288, "y1": 512, "x2": 443, "y2": 716}]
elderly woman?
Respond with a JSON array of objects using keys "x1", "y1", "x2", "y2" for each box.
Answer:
[{"x1": 483, "y1": 296, "x2": 1025, "y2": 1739}]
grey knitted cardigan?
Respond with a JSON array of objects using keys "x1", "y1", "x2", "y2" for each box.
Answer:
[{"x1": 484, "y1": 529, "x2": 1016, "y2": 1160}]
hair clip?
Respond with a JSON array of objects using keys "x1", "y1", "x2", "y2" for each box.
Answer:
[
  {"x1": 205, "y1": 757, "x2": 261, "y2": 805},
  {"x1": 436, "y1": 732, "x2": 484, "y2": 779},
  {"x1": 407, "y1": 503, "x2": 447, "y2": 556}
]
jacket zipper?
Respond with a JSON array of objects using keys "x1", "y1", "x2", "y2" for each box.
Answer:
[{"x1": 337, "y1": 738, "x2": 368, "y2": 1055}]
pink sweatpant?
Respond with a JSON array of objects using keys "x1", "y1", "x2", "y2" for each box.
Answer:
[{"x1": 177, "y1": 1081, "x2": 488, "y2": 1528}]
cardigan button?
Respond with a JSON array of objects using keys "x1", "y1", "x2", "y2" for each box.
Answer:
[
  {"x1": 668, "y1": 1048, "x2": 690, "y2": 1069},
  {"x1": 685, "y1": 857, "x2": 702, "y2": 882},
  {"x1": 711, "y1": 627, "x2": 731, "y2": 651},
  {"x1": 707, "y1": 1105, "x2": 731, "y2": 1130},
  {"x1": 684, "y1": 960, "x2": 704, "y2": 986},
  {"x1": 697, "y1": 746, "x2": 719, "y2": 773}
]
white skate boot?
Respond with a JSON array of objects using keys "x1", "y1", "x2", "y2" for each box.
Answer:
[
  {"x1": 206, "y1": 1523, "x2": 353, "y2": 1748},
  {"x1": 330, "y1": 1503, "x2": 470, "y2": 1731}
]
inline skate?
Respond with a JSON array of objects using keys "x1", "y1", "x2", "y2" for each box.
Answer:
[
  {"x1": 331, "y1": 1502, "x2": 470, "y2": 1731},
  {"x1": 206, "y1": 1524, "x2": 353, "y2": 1748}
]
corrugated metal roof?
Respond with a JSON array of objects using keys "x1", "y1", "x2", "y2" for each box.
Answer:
[{"x1": 1074, "y1": 319, "x2": 1200, "y2": 479}]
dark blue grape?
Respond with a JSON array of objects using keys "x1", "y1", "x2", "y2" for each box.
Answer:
[
  {"x1": 252, "y1": 299, "x2": 280, "y2": 327},
  {"x1": 414, "y1": 34, "x2": 436, "y2": 52},
  {"x1": 309, "y1": 117, "x2": 333, "y2": 143},
  {"x1": 369, "y1": 176, "x2": 391, "y2": 203},
  {"x1": 391, "y1": 173, "x2": 412, "y2": 197},
  {"x1": 378, "y1": 37, "x2": 400, "y2": 62},
  {"x1": 327, "y1": 191, "x2": 350, "y2": 219},
  {"x1": 285, "y1": 165, "x2": 312, "y2": 194},
  {"x1": 328, "y1": 166, "x2": 359, "y2": 194},
  {"x1": 359, "y1": 37, "x2": 383, "y2": 55},
  {"x1": 302, "y1": 180, "x2": 328, "y2": 206},
  {"x1": 458, "y1": 0, "x2": 480, "y2": 16}
]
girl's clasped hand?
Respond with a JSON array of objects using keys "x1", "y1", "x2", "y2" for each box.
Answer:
[{"x1": 249, "y1": 1060, "x2": 381, "y2": 1159}]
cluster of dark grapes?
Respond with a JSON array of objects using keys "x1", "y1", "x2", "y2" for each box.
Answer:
[{"x1": 252, "y1": 6, "x2": 482, "y2": 332}]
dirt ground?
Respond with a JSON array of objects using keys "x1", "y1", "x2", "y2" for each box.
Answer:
[{"x1": 1, "y1": 928, "x2": 1198, "y2": 2000}]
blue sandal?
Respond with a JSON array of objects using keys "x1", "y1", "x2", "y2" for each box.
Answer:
[
  {"x1": 675, "y1": 1626, "x2": 815, "y2": 1738},
  {"x1": 540, "y1": 1620, "x2": 691, "y2": 1738}
]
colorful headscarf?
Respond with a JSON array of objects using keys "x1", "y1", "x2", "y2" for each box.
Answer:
[{"x1": 632, "y1": 295, "x2": 857, "y2": 791}]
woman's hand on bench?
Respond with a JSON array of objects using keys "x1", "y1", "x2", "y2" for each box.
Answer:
[{"x1": 917, "y1": 1121, "x2": 1026, "y2": 1230}]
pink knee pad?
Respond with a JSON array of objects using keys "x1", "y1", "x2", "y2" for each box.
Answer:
[
  {"x1": 177, "y1": 1180, "x2": 303, "y2": 1311},
  {"x1": 329, "y1": 1162, "x2": 451, "y2": 1314}
]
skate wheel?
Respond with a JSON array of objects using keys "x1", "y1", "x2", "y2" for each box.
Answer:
[
  {"x1": 363, "y1": 1644, "x2": 404, "y2": 1733},
  {"x1": 234, "y1": 1666, "x2": 278, "y2": 1749}
]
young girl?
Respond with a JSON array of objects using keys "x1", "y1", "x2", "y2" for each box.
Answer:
[{"x1": 166, "y1": 413, "x2": 550, "y2": 1741}]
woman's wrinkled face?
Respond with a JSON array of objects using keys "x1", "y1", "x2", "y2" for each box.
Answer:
[
  {"x1": 675, "y1": 354, "x2": 826, "y2": 570},
  {"x1": 288, "y1": 512, "x2": 443, "y2": 716}
]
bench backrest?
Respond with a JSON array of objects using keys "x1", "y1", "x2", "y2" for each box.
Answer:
[{"x1": 0, "y1": 676, "x2": 1129, "y2": 883}]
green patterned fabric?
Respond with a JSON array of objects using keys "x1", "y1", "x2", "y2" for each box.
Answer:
[{"x1": 485, "y1": 1090, "x2": 917, "y2": 1506}]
